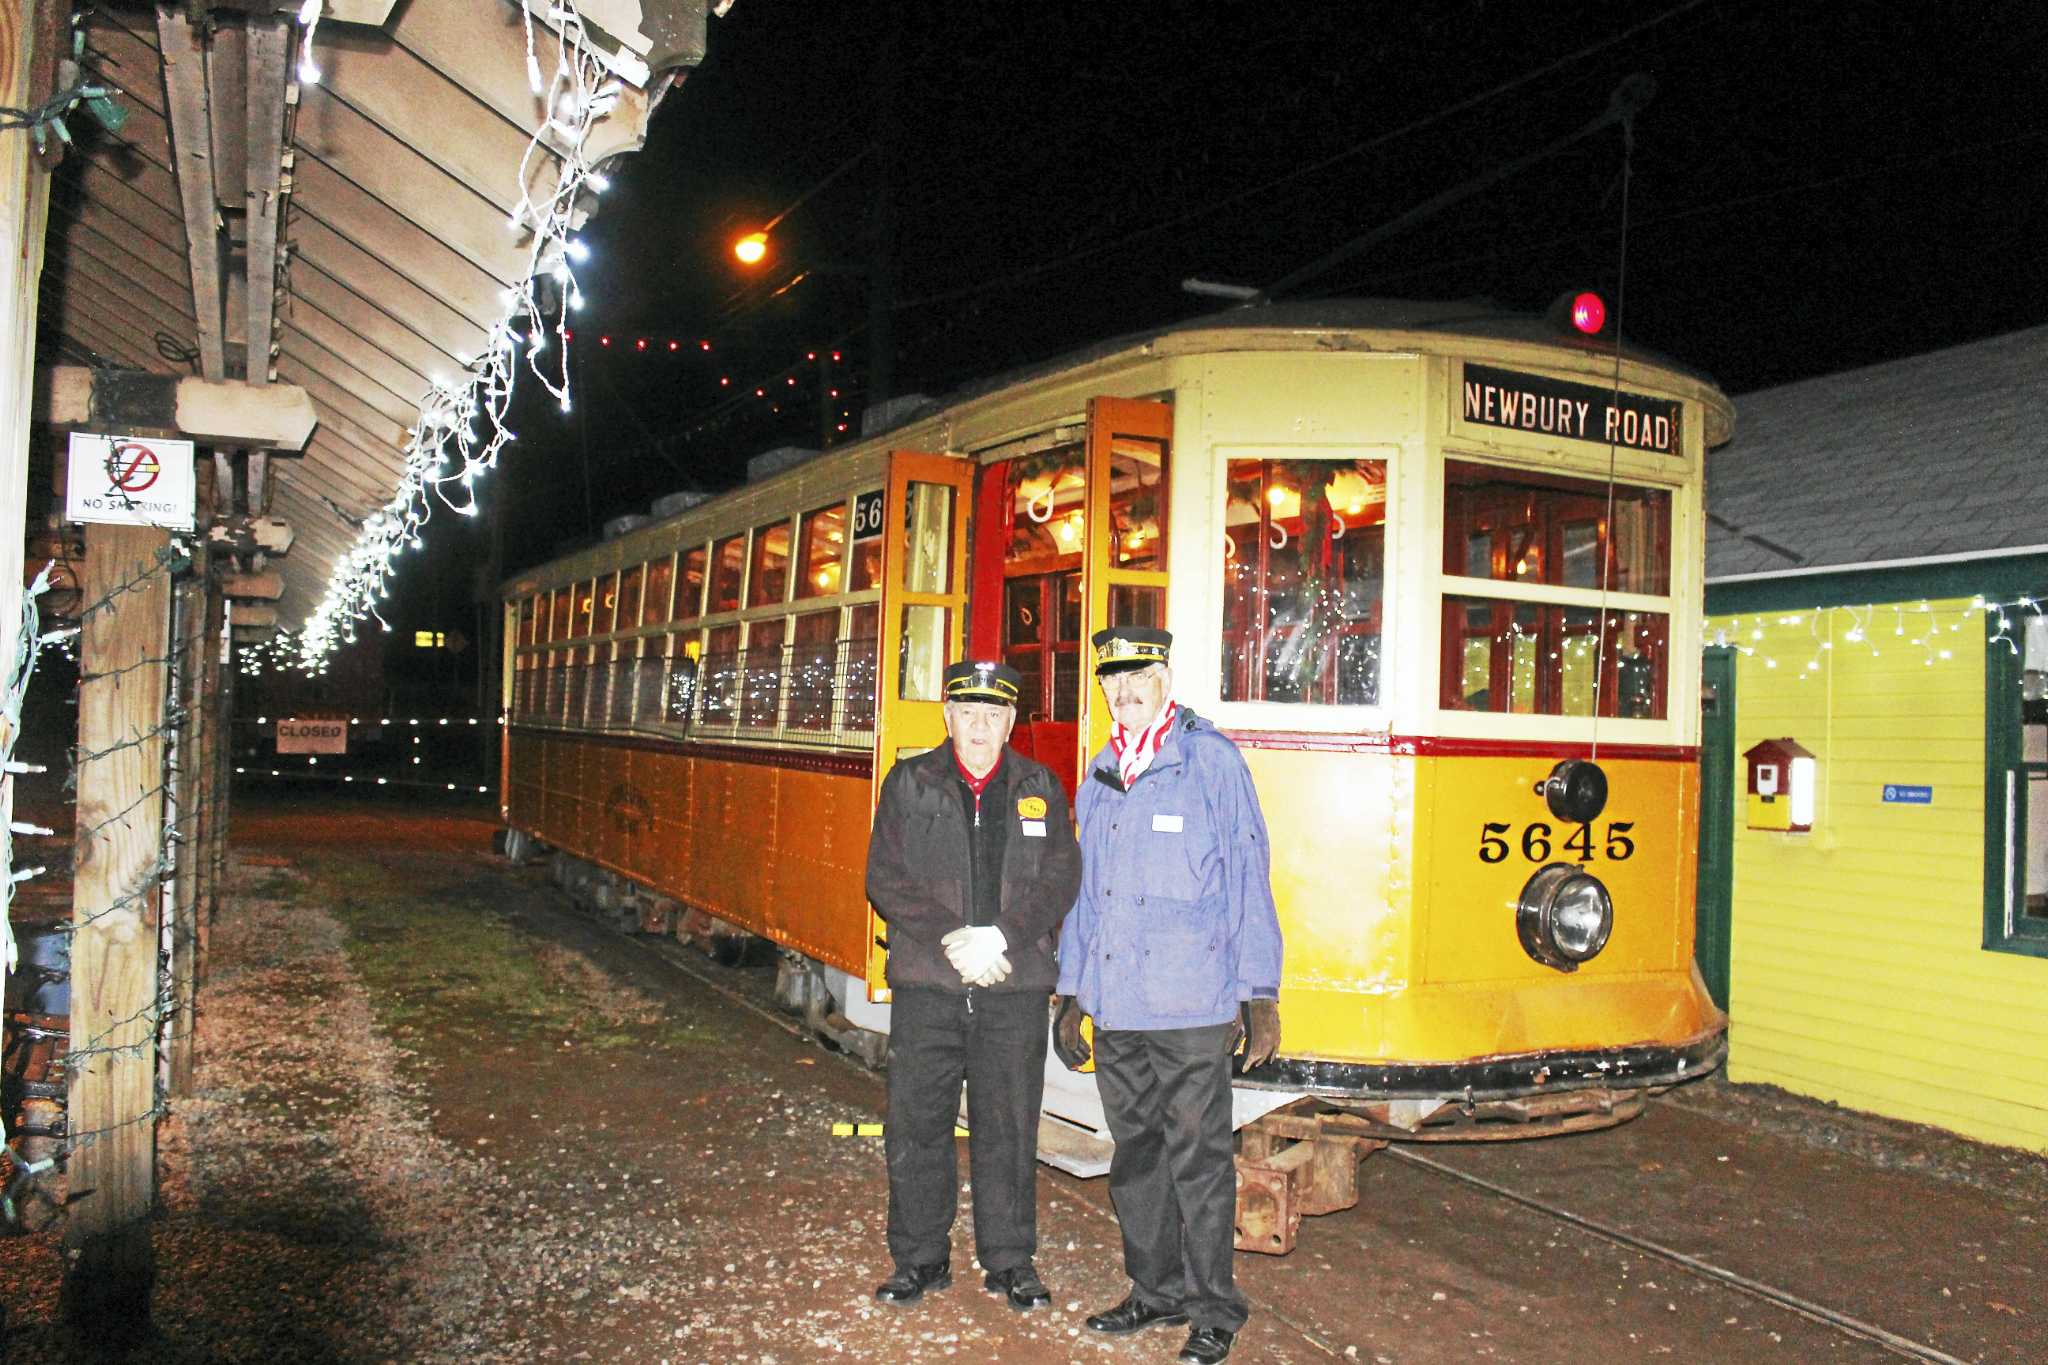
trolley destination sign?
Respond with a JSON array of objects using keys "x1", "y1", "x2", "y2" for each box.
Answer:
[{"x1": 1461, "y1": 363, "x2": 1681, "y2": 456}]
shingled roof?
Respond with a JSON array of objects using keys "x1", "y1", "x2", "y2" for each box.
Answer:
[{"x1": 1706, "y1": 326, "x2": 2048, "y2": 582}]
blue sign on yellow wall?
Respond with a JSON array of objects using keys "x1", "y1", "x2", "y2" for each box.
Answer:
[{"x1": 1882, "y1": 785, "x2": 1933, "y2": 804}]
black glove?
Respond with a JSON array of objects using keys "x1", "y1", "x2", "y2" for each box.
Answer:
[
  {"x1": 1052, "y1": 995, "x2": 1091, "y2": 1070},
  {"x1": 1235, "y1": 999, "x2": 1282, "y2": 1074}
]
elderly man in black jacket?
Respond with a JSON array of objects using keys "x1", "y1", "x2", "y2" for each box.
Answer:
[{"x1": 864, "y1": 660, "x2": 1083, "y2": 1311}]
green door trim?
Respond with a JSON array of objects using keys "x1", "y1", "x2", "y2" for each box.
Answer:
[{"x1": 1696, "y1": 646, "x2": 1736, "y2": 1008}]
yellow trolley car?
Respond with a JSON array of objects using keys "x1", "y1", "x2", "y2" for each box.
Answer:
[{"x1": 500, "y1": 299, "x2": 1732, "y2": 1251}]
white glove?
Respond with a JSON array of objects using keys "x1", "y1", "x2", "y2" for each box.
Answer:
[
  {"x1": 941, "y1": 925, "x2": 1008, "y2": 986},
  {"x1": 971, "y1": 953, "x2": 1013, "y2": 988}
]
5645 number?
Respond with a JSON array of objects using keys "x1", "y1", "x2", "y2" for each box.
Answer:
[{"x1": 1478, "y1": 821, "x2": 1635, "y2": 864}]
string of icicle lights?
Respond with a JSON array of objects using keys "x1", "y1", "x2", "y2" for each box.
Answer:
[
  {"x1": 1705, "y1": 594, "x2": 2045, "y2": 676},
  {"x1": 295, "y1": 0, "x2": 626, "y2": 671}
]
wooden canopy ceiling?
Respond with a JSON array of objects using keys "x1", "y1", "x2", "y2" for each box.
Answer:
[{"x1": 29, "y1": 0, "x2": 706, "y2": 633}]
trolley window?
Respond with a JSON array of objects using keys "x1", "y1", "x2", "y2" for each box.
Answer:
[
  {"x1": 844, "y1": 603, "x2": 881, "y2": 732},
  {"x1": 1110, "y1": 435, "x2": 1167, "y2": 570},
  {"x1": 743, "y1": 617, "x2": 787, "y2": 727},
  {"x1": 643, "y1": 555, "x2": 674, "y2": 625},
  {"x1": 788, "y1": 609, "x2": 842, "y2": 731},
  {"x1": 1440, "y1": 462, "x2": 1672, "y2": 719},
  {"x1": 748, "y1": 519, "x2": 791, "y2": 607},
  {"x1": 1444, "y1": 462, "x2": 1670, "y2": 595},
  {"x1": 850, "y1": 490, "x2": 884, "y2": 592},
  {"x1": 796, "y1": 502, "x2": 847, "y2": 599},
  {"x1": 549, "y1": 588, "x2": 571, "y2": 641},
  {"x1": 710, "y1": 535, "x2": 746, "y2": 614},
  {"x1": 1005, "y1": 447, "x2": 1085, "y2": 561},
  {"x1": 700, "y1": 622, "x2": 742, "y2": 725},
  {"x1": 1443, "y1": 599, "x2": 1668, "y2": 718},
  {"x1": 519, "y1": 595, "x2": 539, "y2": 646},
  {"x1": 596, "y1": 572, "x2": 619, "y2": 635},
  {"x1": 675, "y1": 545, "x2": 708, "y2": 621},
  {"x1": 569, "y1": 580, "x2": 596, "y2": 638},
  {"x1": 617, "y1": 565, "x2": 644, "y2": 628},
  {"x1": 1221, "y1": 457, "x2": 1387, "y2": 706}
]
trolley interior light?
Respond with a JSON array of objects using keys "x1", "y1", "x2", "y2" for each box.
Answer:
[{"x1": 1570, "y1": 291, "x2": 1607, "y2": 335}]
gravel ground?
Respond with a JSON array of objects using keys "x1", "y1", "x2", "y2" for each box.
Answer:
[
  {"x1": 0, "y1": 835, "x2": 1305, "y2": 1362},
  {"x1": 2, "y1": 801, "x2": 2041, "y2": 1363}
]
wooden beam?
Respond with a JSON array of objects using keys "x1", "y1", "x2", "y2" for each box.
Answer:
[
  {"x1": 50, "y1": 207, "x2": 199, "y2": 319},
  {"x1": 282, "y1": 298, "x2": 435, "y2": 408},
  {"x1": 35, "y1": 367, "x2": 317, "y2": 449},
  {"x1": 244, "y1": 17, "x2": 289, "y2": 387},
  {"x1": 391, "y1": 0, "x2": 656, "y2": 164},
  {"x1": 67, "y1": 523, "x2": 173, "y2": 1339},
  {"x1": 228, "y1": 601, "x2": 278, "y2": 629},
  {"x1": 278, "y1": 330, "x2": 419, "y2": 428},
  {"x1": 290, "y1": 213, "x2": 490, "y2": 358},
  {"x1": 205, "y1": 21, "x2": 247, "y2": 216},
  {"x1": 321, "y1": 24, "x2": 550, "y2": 215},
  {"x1": 155, "y1": 8, "x2": 227, "y2": 380},
  {"x1": 291, "y1": 259, "x2": 468, "y2": 381},
  {"x1": 247, "y1": 451, "x2": 269, "y2": 515},
  {"x1": 293, "y1": 87, "x2": 530, "y2": 285},
  {"x1": 219, "y1": 569, "x2": 283, "y2": 600},
  {"x1": 291, "y1": 164, "x2": 507, "y2": 328}
]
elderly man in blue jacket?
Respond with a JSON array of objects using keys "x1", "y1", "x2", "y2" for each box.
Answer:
[{"x1": 1053, "y1": 626, "x2": 1283, "y2": 1365}]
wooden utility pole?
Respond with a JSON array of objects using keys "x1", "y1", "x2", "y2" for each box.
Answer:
[{"x1": 65, "y1": 523, "x2": 174, "y2": 1342}]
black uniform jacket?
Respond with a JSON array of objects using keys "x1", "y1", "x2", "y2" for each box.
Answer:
[{"x1": 865, "y1": 740, "x2": 1082, "y2": 994}]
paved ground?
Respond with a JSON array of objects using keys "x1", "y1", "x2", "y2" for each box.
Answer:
[{"x1": 0, "y1": 794, "x2": 2043, "y2": 1362}]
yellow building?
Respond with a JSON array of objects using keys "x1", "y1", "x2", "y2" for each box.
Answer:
[{"x1": 1700, "y1": 327, "x2": 2048, "y2": 1153}]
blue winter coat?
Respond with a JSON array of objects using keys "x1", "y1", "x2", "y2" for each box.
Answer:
[{"x1": 1056, "y1": 706, "x2": 1283, "y2": 1030}]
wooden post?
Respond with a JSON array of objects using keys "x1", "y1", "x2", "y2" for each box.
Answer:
[
  {"x1": 64, "y1": 524, "x2": 173, "y2": 1343},
  {"x1": 188, "y1": 580, "x2": 216, "y2": 972},
  {"x1": 206, "y1": 580, "x2": 230, "y2": 923},
  {"x1": 2, "y1": 0, "x2": 64, "y2": 948},
  {"x1": 165, "y1": 557, "x2": 205, "y2": 1093}
]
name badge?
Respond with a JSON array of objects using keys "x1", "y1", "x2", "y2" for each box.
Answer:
[
  {"x1": 1020, "y1": 819, "x2": 1047, "y2": 837},
  {"x1": 1152, "y1": 813, "x2": 1184, "y2": 833}
]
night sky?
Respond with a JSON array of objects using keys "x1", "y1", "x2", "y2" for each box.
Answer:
[{"x1": 420, "y1": 0, "x2": 2047, "y2": 626}]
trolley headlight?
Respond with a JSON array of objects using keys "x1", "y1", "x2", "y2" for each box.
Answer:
[{"x1": 1517, "y1": 863, "x2": 1613, "y2": 972}]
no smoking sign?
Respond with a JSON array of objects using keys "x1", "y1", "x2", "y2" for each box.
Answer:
[{"x1": 65, "y1": 432, "x2": 196, "y2": 530}]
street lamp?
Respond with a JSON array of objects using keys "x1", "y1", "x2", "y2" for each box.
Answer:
[{"x1": 733, "y1": 230, "x2": 768, "y2": 265}]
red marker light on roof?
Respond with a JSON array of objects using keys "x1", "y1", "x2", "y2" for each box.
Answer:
[
  {"x1": 1570, "y1": 291, "x2": 1606, "y2": 335},
  {"x1": 599, "y1": 335, "x2": 610, "y2": 346},
  {"x1": 669, "y1": 340, "x2": 679, "y2": 351},
  {"x1": 636, "y1": 338, "x2": 646, "y2": 350}
]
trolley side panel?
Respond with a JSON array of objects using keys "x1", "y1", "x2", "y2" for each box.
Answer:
[{"x1": 505, "y1": 729, "x2": 872, "y2": 975}]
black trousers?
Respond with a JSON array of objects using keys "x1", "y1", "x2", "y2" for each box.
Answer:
[
  {"x1": 884, "y1": 987, "x2": 1049, "y2": 1273},
  {"x1": 1094, "y1": 1023, "x2": 1249, "y2": 1332}
]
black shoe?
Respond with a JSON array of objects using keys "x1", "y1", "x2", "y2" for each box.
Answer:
[
  {"x1": 1085, "y1": 1294, "x2": 1189, "y2": 1335},
  {"x1": 874, "y1": 1260, "x2": 951, "y2": 1305},
  {"x1": 1178, "y1": 1326, "x2": 1237, "y2": 1364},
  {"x1": 982, "y1": 1264, "x2": 1052, "y2": 1310}
]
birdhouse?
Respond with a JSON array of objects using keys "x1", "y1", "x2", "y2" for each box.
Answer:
[{"x1": 1743, "y1": 737, "x2": 1816, "y2": 833}]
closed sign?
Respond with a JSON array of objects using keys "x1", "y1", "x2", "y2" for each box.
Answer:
[{"x1": 277, "y1": 718, "x2": 348, "y2": 755}]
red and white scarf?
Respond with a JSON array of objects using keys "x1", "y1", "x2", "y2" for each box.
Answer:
[{"x1": 1111, "y1": 700, "x2": 1178, "y2": 789}]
